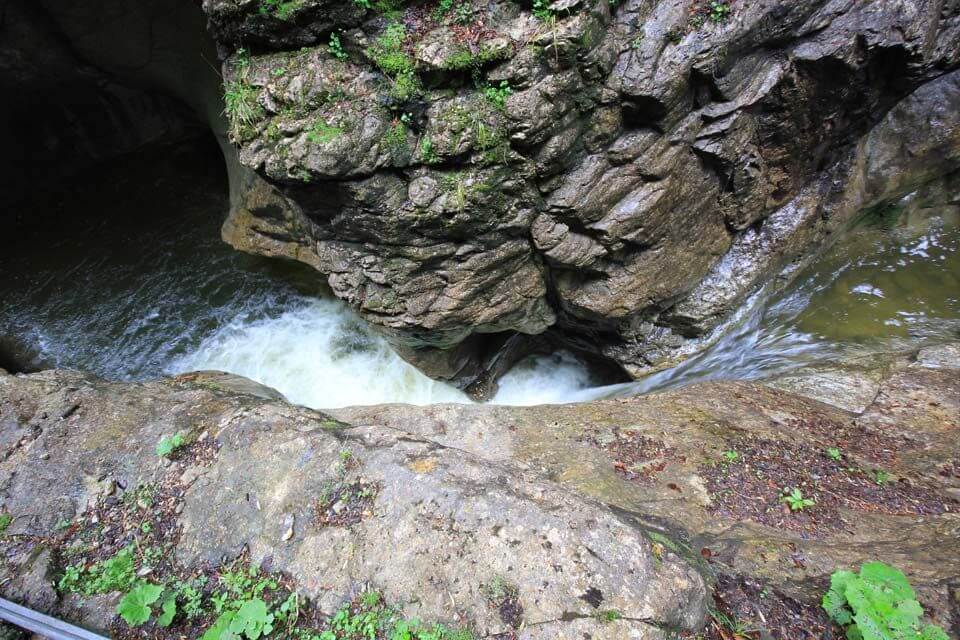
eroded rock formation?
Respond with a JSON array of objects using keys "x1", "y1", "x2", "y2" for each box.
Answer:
[{"x1": 204, "y1": 0, "x2": 960, "y2": 385}]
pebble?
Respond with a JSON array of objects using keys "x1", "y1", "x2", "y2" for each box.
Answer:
[{"x1": 281, "y1": 514, "x2": 295, "y2": 542}]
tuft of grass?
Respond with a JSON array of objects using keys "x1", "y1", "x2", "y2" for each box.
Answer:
[
  {"x1": 0, "y1": 513, "x2": 11, "y2": 535},
  {"x1": 224, "y1": 78, "x2": 263, "y2": 141}
]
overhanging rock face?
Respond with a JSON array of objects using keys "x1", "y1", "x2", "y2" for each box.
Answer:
[{"x1": 205, "y1": 0, "x2": 960, "y2": 383}]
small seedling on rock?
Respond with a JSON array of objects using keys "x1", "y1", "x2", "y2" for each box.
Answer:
[
  {"x1": 594, "y1": 609, "x2": 622, "y2": 623},
  {"x1": 874, "y1": 469, "x2": 891, "y2": 486},
  {"x1": 826, "y1": 447, "x2": 842, "y2": 461},
  {"x1": 723, "y1": 450, "x2": 739, "y2": 464},
  {"x1": 781, "y1": 487, "x2": 814, "y2": 512},
  {"x1": 157, "y1": 433, "x2": 186, "y2": 458}
]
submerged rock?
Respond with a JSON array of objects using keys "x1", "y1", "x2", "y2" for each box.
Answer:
[{"x1": 203, "y1": 0, "x2": 960, "y2": 385}]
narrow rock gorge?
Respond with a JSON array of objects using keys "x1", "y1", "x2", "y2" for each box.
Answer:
[
  {"x1": 1, "y1": 0, "x2": 959, "y2": 639},
  {"x1": 206, "y1": 0, "x2": 960, "y2": 388}
]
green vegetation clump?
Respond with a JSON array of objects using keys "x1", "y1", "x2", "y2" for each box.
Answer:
[
  {"x1": 258, "y1": 0, "x2": 302, "y2": 19},
  {"x1": 594, "y1": 610, "x2": 622, "y2": 624},
  {"x1": 822, "y1": 562, "x2": 948, "y2": 640},
  {"x1": 780, "y1": 487, "x2": 814, "y2": 512},
  {"x1": 59, "y1": 546, "x2": 137, "y2": 596},
  {"x1": 308, "y1": 120, "x2": 343, "y2": 144},
  {"x1": 328, "y1": 32, "x2": 348, "y2": 60},
  {"x1": 156, "y1": 433, "x2": 186, "y2": 458},
  {"x1": 481, "y1": 81, "x2": 513, "y2": 110},
  {"x1": 708, "y1": 0, "x2": 731, "y2": 23},
  {"x1": 390, "y1": 70, "x2": 422, "y2": 102},
  {"x1": 367, "y1": 23, "x2": 415, "y2": 76},
  {"x1": 118, "y1": 583, "x2": 165, "y2": 626},
  {"x1": 0, "y1": 513, "x2": 11, "y2": 535},
  {"x1": 532, "y1": 0, "x2": 553, "y2": 20},
  {"x1": 224, "y1": 51, "x2": 264, "y2": 142}
]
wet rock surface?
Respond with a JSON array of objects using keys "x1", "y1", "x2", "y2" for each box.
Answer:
[
  {"x1": 204, "y1": 0, "x2": 960, "y2": 384},
  {"x1": 335, "y1": 342, "x2": 960, "y2": 637},
  {"x1": 1, "y1": 344, "x2": 957, "y2": 637},
  {"x1": 0, "y1": 368, "x2": 708, "y2": 639}
]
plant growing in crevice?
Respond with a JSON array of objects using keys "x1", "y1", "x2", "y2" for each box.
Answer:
[
  {"x1": 482, "y1": 81, "x2": 513, "y2": 110},
  {"x1": 308, "y1": 119, "x2": 343, "y2": 144},
  {"x1": 708, "y1": 0, "x2": 731, "y2": 23},
  {"x1": 328, "y1": 32, "x2": 348, "y2": 60}
]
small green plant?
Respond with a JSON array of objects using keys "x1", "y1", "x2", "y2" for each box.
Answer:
[
  {"x1": 711, "y1": 609, "x2": 752, "y2": 637},
  {"x1": 367, "y1": 22, "x2": 415, "y2": 76},
  {"x1": 157, "y1": 433, "x2": 186, "y2": 458},
  {"x1": 258, "y1": 0, "x2": 302, "y2": 19},
  {"x1": 722, "y1": 450, "x2": 739, "y2": 464},
  {"x1": 354, "y1": 0, "x2": 372, "y2": 8},
  {"x1": 156, "y1": 434, "x2": 185, "y2": 458},
  {"x1": 453, "y1": 1, "x2": 472, "y2": 24},
  {"x1": 823, "y1": 562, "x2": 948, "y2": 640},
  {"x1": 328, "y1": 32, "x2": 348, "y2": 60},
  {"x1": 420, "y1": 137, "x2": 439, "y2": 164},
  {"x1": 532, "y1": 0, "x2": 552, "y2": 20},
  {"x1": 203, "y1": 598, "x2": 275, "y2": 640},
  {"x1": 708, "y1": 0, "x2": 731, "y2": 23},
  {"x1": 781, "y1": 487, "x2": 814, "y2": 512},
  {"x1": 175, "y1": 576, "x2": 208, "y2": 620},
  {"x1": 118, "y1": 582, "x2": 164, "y2": 626},
  {"x1": 665, "y1": 26, "x2": 684, "y2": 44},
  {"x1": 826, "y1": 447, "x2": 842, "y2": 461},
  {"x1": 59, "y1": 546, "x2": 137, "y2": 595},
  {"x1": 390, "y1": 70, "x2": 422, "y2": 101},
  {"x1": 432, "y1": 0, "x2": 454, "y2": 19},
  {"x1": 308, "y1": 120, "x2": 343, "y2": 144},
  {"x1": 594, "y1": 610, "x2": 622, "y2": 624},
  {"x1": 874, "y1": 470, "x2": 891, "y2": 486},
  {"x1": 224, "y1": 77, "x2": 263, "y2": 141},
  {"x1": 482, "y1": 81, "x2": 513, "y2": 110},
  {"x1": 383, "y1": 118, "x2": 410, "y2": 156},
  {"x1": 0, "y1": 513, "x2": 12, "y2": 535}
]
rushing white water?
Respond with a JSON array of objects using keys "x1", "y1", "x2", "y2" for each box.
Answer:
[
  {"x1": 168, "y1": 297, "x2": 603, "y2": 408},
  {"x1": 2, "y1": 143, "x2": 957, "y2": 410}
]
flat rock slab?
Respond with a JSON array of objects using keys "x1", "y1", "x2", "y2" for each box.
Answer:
[{"x1": 0, "y1": 369, "x2": 706, "y2": 639}]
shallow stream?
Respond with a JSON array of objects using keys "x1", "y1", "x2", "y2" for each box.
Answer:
[{"x1": 1, "y1": 141, "x2": 957, "y2": 408}]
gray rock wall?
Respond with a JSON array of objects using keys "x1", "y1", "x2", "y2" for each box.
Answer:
[{"x1": 205, "y1": 0, "x2": 960, "y2": 384}]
